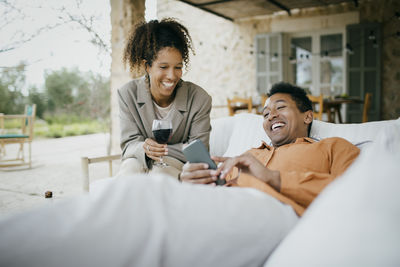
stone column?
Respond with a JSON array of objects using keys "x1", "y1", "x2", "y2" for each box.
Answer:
[{"x1": 110, "y1": 0, "x2": 145, "y2": 154}]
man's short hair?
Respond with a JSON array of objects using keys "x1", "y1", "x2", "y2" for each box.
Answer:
[{"x1": 268, "y1": 82, "x2": 313, "y2": 113}]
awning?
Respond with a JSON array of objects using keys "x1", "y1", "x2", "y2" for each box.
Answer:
[{"x1": 176, "y1": 0, "x2": 358, "y2": 21}]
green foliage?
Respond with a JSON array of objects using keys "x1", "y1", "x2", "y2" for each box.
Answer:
[
  {"x1": 28, "y1": 86, "x2": 47, "y2": 118},
  {"x1": 43, "y1": 68, "x2": 110, "y2": 121},
  {"x1": 1, "y1": 64, "x2": 111, "y2": 138},
  {"x1": 44, "y1": 67, "x2": 88, "y2": 113},
  {"x1": 2, "y1": 119, "x2": 24, "y2": 134},
  {"x1": 34, "y1": 120, "x2": 108, "y2": 138},
  {"x1": 44, "y1": 114, "x2": 92, "y2": 125},
  {"x1": 0, "y1": 63, "x2": 27, "y2": 114}
]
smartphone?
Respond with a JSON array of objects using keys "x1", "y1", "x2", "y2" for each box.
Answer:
[{"x1": 182, "y1": 139, "x2": 226, "y2": 185}]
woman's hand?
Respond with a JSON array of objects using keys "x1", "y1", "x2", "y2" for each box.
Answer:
[{"x1": 143, "y1": 138, "x2": 168, "y2": 161}]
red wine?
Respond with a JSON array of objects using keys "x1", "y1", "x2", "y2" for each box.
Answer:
[{"x1": 153, "y1": 128, "x2": 172, "y2": 144}]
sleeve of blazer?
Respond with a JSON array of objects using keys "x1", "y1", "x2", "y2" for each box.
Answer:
[
  {"x1": 118, "y1": 83, "x2": 149, "y2": 169},
  {"x1": 167, "y1": 88, "x2": 212, "y2": 163}
]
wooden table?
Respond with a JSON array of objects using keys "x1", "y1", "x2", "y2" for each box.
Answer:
[{"x1": 324, "y1": 97, "x2": 363, "y2": 123}]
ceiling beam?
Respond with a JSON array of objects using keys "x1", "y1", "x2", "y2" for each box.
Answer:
[
  {"x1": 197, "y1": 0, "x2": 235, "y2": 6},
  {"x1": 178, "y1": 0, "x2": 234, "y2": 21},
  {"x1": 267, "y1": 0, "x2": 291, "y2": 16}
]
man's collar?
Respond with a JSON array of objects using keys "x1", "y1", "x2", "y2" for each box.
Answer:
[{"x1": 258, "y1": 136, "x2": 316, "y2": 150}]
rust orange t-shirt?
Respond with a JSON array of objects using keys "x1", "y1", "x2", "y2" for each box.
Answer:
[{"x1": 226, "y1": 137, "x2": 360, "y2": 216}]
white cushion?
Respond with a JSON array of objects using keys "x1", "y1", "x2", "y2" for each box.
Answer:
[
  {"x1": 223, "y1": 113, "x2": 270, "y2": 157},
  {"x1": 0, "y1": 173, "x2": 298, "y2": 267},
  {"x1": 265, "y1": 119, "x2": 400, "y2": 267},
  {"x1": 310, "y1": 118, "x2": 400, "y2": 144},
  {"x1": 209, "y1": 116, "x2": 235, "y2": 156}
]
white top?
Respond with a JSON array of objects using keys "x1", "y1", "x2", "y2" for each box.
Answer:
[{"x1": 153, "y1": 101, "x2": 174, "y2": 120}]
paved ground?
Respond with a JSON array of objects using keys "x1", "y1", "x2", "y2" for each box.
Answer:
[{"x1": 0, "y1": 133, "x2": 120, "y2": 217}]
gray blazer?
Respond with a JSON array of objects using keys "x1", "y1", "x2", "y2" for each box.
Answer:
[{"x1": 118, "y1": 76, "x2": 212, "y2": 169}]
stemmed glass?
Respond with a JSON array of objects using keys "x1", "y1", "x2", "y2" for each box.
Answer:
[{"x1": 152, "y1": 119, "x2": 173, "y2": 167}]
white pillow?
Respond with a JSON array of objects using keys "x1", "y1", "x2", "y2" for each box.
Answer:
[
  {"x1": 310, "y1": 118, "x2": 400, "y2": 144},
  {"x1": 209, "y1": 116, "x2": 235, "y2": 156},
  {"x1": 265, "y1": 120, "x2": 400, "y2": 267},
  {"x1": 223, "y1": 113, "x2": 270, "y2": 157}
]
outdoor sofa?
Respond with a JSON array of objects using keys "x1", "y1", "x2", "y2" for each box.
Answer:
[{"x1": 0, "y1": 113, "x2": 399, "y2": 266}]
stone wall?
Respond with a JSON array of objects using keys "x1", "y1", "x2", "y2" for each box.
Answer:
[
  {"x1": 157, "y1": 0, "x2": 360, "y2": 118},
  {"x1": 359, "y1": 0, "x2": 400, "y2": 120},
  {"x1": 110, "y1": 0, "x2": 145, "y2": 153},
  {"x1": 157, "y1": 0, "x2": 256, "y2": 118}
]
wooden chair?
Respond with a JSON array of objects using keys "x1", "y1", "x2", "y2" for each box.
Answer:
[
  {"x1": 261, "y1": 95, "x2": 269, "y2": 107},
  {"x1": 256, "y1": 95, "x2": 269, "y2": 114},
  {"x1": 307, "y1": 95, "x2": 324, "y2": 120},
  {"x1": 0, "y1": 104, "x2": 36, "y2": 168},
  {"x1": 362, "y1": 92, "x2": 372, "y2": 123},
  {"x1": 227, "y1": 97, "x2": 253, "y2": 116},
  {"x1": 81, "y1": 154, "x2": 121, "y2": 192}
]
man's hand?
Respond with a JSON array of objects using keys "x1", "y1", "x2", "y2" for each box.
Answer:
[
  {"x1": 180, "y1": 162, "x2": 219, "y2": 184},
  {"x1": 215, "y1": 153, "x2": 281, "y2": 192}
]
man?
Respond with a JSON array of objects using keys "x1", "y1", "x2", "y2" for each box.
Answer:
[{"x1": 181, "y1": 82, "x2": 360, "y2": 216}]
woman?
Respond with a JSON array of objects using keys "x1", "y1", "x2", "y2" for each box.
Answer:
[{"x1": 118, "y1": 18, "x2": 212, "y2": 179}]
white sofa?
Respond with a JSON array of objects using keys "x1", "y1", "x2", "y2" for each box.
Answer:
[
  {"x1": 210, "y1": 113, "x2": 400, "y2": 266},
  {"x1": 209, "y1": 113, "x2": 398, "y2": 157},
  {"x1": 1, "y1": 114, "x2": 399, "y2": 267}
]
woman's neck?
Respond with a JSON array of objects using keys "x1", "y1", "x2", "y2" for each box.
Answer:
[{"x1": 150, "y1": 90, "x2": 176, "y2": 108}]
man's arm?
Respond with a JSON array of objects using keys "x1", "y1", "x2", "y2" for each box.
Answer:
[
  {"x1": 216, "y1": 153, "x2": 281, "y2": 191},
  {"x1": 180, "y1": 153, "x2": 281, "y2": 189}
]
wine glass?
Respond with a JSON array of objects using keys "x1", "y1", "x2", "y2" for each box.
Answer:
[{"x1": 152, "y1": 119, "x2": 173, "y2": 167}]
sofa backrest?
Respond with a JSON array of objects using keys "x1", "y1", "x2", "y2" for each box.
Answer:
[
  {"x1": 310, "y1": 119, "x2": 400, "y2": 144},
  {"x1": 210, "y1": 116, "x2": 236, "y2": 157},
  {"x1": 210, "y1": 113, "x2": 400, "y2": 157},
  {"x1": 210, "y1": 113, "x2": 269, "y2": 157}
]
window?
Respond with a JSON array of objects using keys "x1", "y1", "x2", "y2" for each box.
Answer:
[
  {"x1": 289, "y1": 30, "x2": 345, "y2": 97},
  {"x1": 255, "y1": 33, "x2": 284, "y2": 95},
  {"x1": 319, "y1": 34, "x2": 343, "y2": 97},
  {"x1": 255, "y1": 30, "x2": 345, "y2": 97},
  {"x1": 291, "y1": 37, "x2": 312, "y2": 90}
]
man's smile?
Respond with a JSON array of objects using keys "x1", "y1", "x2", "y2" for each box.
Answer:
[{"x1": 271, "y1": 121, "x2": 285, "y2": 131}]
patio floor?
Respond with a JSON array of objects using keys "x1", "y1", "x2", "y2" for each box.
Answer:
[{"x1": 0, "y1": 133, "x2": 120, "y2": 217}]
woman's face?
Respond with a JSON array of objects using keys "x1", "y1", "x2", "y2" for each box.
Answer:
[{"x1": 146, "y1": 47, "x2": 183, "y2": 106}]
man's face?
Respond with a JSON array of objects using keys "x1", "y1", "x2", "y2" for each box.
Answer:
[{"x1": 263, "y1": 93, "x2": 312, "y2": 147}]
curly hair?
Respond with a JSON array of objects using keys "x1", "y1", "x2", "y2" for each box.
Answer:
[{"x1": 123, "y1": 18, "x2": 195, "y2": 74}]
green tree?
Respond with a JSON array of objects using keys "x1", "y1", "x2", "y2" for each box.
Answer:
[
  {"x1": 87, "y1": 73, "x2": 110, "y2": 120},
  {"x1": 0, "y1": 63, "x2": 26, "y2": 114},
  {"x1": 44, "y1": 67, "x2": 87, "y2": 115},
  {"x1": 28, "y1": 86, "x2": 47, "y2": 118},
  {"x1": 44, "y1": 68, "x2": 110, "y2": 121}
]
